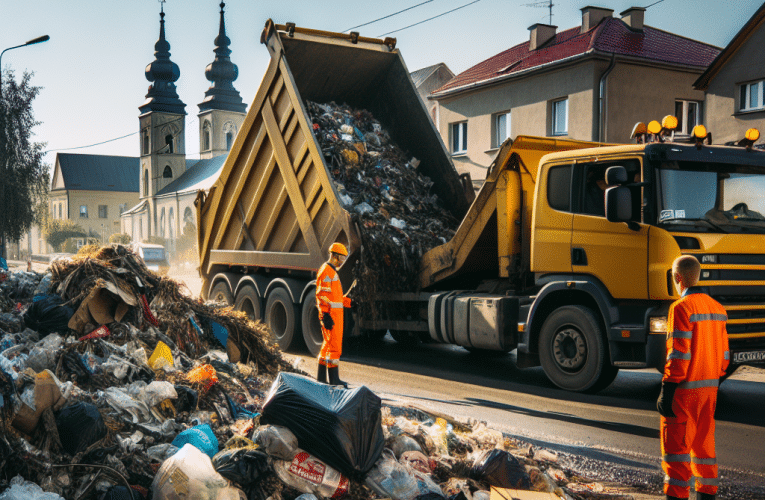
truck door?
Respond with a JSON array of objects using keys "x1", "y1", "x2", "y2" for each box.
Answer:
[
  {"x1": 531, "y1": 163, "x2": 574, "y2": 274},
  {"x1": 571, "y1": 160, "x2": 648, "y2": 299}
]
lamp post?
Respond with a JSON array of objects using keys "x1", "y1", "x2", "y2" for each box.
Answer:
[{"x1": 0, "y1": 34, "x2": 49, "y2": 259}]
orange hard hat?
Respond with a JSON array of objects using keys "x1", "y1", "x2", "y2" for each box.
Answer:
[{"x1": 329, "y1": 242, "x2": 348, "y2": 256}]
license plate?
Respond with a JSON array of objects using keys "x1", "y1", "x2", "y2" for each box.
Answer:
[{"x1": 733, "y1": 351, "x2": 765, "y2": 363}]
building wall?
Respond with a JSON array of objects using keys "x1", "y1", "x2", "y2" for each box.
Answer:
[
  {"x1": 198, "y1": 109, "x2": 246, "y2": 160},
  {"x1": 49, "y1": 191, "x2": 68, "y2": 220},
  {"x1": 703, "y1": 22, "x2": 765, "y2": 144},
  {"x1": 64, "y1": 190, "x2": 139, "y2": 243},
  {"x1": 436, "y1": 61, "x2": 598, "y2": 182},
  {"x1": 605, "y1": 62, "x2": 706, "y2": 143},
  {"x1": 155, "y1": 192, "x2": 198, "y2": 258},
  {"x1": 416, "y1": 66, "x2": 454, "y2": 124}
]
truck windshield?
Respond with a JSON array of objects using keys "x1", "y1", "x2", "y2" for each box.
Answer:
[{"x1": 657, "y1": 160, "x2": 765, "y2": 234}]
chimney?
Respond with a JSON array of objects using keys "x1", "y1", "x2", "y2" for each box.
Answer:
[
  {"x1": 580, "y1": 6, "x2": 614, "y2": 33},
  {"x1": 528, "y1": 23, "x2": 557, "y2": 50},
  {"x1": 620, "y1": 6, "x2": 646, "y2": 31}
]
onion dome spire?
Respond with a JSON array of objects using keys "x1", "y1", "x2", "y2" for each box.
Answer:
[
  {"x1": 198, "y1": 2, "x2": 246, "y2": 113},
  {"x1": 140, "y1": 4, "x2": 186, "y2": 114}
]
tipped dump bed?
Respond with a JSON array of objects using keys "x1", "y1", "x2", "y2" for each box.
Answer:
[{"x1": 198, "y1": 21, "x2": 468, "y2": 278}]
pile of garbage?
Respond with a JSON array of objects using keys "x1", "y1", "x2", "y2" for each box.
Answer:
[
  {"x1": 307, "y1": 101, "x2": 460, "y2": 318},
  {"x1": 0, "y1": 250, "x2": 645, "y2": 500}
]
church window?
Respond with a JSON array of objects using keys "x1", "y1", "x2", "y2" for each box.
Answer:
[
  {"x1": 165, "y1": 134, "x2": 174, "y2": 154},
  {"x1": 226, "y1": 131, "x2": 234, "y2": 151},
  {"x1": 139, "y1": 219, "x2": 143, "y2": 240},
  {"x1": 160, "y1": 208, "x2": 166, "y2": 237},
  {"x1": 163, "y1": 166, "x2": 173, "y2": 179},
  {"x1": 58, "y1": 204, "x2": 62, "y2": 219},
  {"x1": 169, "y1": 208, "x2": 175, "y2": 239},
  {"x1": 143, "y1": 170, "x2": 149, "y2": 196},
  {"x1": 142, "y1": 129, "x2": 150, "y2": 155},
  {"x1": 184, "y1": 207, "x2": 194, "y2": 224},
  {"x1": 203, "y1": 121, "x2": 212, "y2": 151}
]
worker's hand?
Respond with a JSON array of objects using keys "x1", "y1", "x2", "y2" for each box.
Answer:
[
  {"x1": 657, "y1": 381, "x2": 678, "y2": 418},
  {"x1": 321, "y1": 312, "x2": 335, "y2": 330}
]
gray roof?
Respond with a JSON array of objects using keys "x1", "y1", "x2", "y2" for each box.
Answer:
[
  {"x1": 156, "y1": 154, "x2": 227, "y2": 196},
  {"x1": 410, "y1": 63, "x2": 449, "y2": 88},
  {"x1": 56, "y1": 153, "x2": 139, "y2": 192}
]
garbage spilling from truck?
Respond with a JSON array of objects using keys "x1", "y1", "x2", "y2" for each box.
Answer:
[
  {"x1": 0, "y1": 252, "x2": 653, "y2": 499},
  {"x1": 306, "y1": 101, "x2": 460, "y2": 318}
]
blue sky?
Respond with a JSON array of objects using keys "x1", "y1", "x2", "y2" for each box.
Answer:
[{"x1": 1, "y1": 0, "x2": 761, "y2": 168}]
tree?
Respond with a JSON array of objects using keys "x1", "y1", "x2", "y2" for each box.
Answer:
[
  {"x1": 45, "y1": 219, "x2": 86, "y2": 252},
  {"x1": 0, "y1": 69, "x2": 48, "y2": 258},
  {"x1": 109, "y1": 233, "x2": 132, "y2": 244}
]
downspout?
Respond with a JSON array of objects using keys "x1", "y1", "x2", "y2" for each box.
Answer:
[{"x1": 598, "y1": 53, "x2": 617, "y2": 142}]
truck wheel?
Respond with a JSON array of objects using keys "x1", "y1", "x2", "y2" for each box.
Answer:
[
  {"x1": 210, "y1": 281, "x2": 233, "y2": 306},
  {"x1": 301, "y1": 294, "x2": 323, "y2": 357},
  {"x1": 539, "y1": 305, "x2": 618, "y2": 393},
  {"x1": 235, "y1": 284, "x2": 262, "y2": 322},
  {"x1": 265, "y1": 287, "x2": 302, "y2": 352}
]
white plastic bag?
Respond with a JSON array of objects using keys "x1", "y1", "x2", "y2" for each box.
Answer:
[
  {"x1": 152, "y1": 444, "x2": 246, "y2": 500},
  {"x1": 0, "y1": 475, "x2": 65, "y2": 500},
  {"x1": 101, "y1": 387, "x2": 152, "y2": 423},
  {"x1": 253, "y1": 425, "x2": 298, "y2": 460},
  {"x1": 140, "y1": 381, "x2": 178, "y2": 408}
]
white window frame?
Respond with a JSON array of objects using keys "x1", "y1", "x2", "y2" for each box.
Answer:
[
  {"x1": 79, "y1": 205, "x2": 88, "y2": 218},
  {"x1": 494, "y1": 111, "x2": 511, "y2": 148},
  {"x1": 674, "y1": 100, "x2": 702, "y2": 135},
  {"x1": 551, "y1": 98, "x2": 568, "y2": 136},
  {"x1": 451, "y1": 122, "x2": 468, "y2": 155},
  {"x1": 740, "y1": 80, "x2": 765, "y2": 112}
]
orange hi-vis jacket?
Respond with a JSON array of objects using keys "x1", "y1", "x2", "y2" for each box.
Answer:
[
  {"x1": 661, "y1": 287, "x2": 730, "y2": 498},
  {"x1": 316, "y1": 262, "x2": 351, "y2": 365}
]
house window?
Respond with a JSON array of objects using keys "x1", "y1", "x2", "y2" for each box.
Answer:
[
  {"x1": 451, "y1": 122, "x2": 467, "y2": 154},
  {"x1": 552, "y1": 98, "x2": 568, "y2": 136},
  {"x1": 675, "y1": 100, "x2": 702, "y2": 135},
  {"x1": 494, "y1": 112, "x2": 511, "y2": 148},
  {"x1": 739, "y1": 80, "x2": 764, "y2": 112},
  {"x1": 80, "y1": 205, "x2": 88, "y2": 218},
  {"x1": 226, "y1": 131, "x2": 234, "y2": 151},
  {"x1": 203, "y1": 121, "x2": 211, "y2": 151},
  {"x1": 76, "y1": 238, "x2": 84, "y2": 249},
  {"x1": 98, "y1": 205, "x2": 108, "y2": 218},
  {"x1": 163, "y1": 166, "x2": 173, "y2": 178}
]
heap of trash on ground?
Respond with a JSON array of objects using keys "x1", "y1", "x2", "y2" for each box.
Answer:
[
  {"x1": 307, "y1": 101, "x2": 459, "y2": 319},
  {"x1": 0, "y1": 247, "x2": 648, "y2": 500}
]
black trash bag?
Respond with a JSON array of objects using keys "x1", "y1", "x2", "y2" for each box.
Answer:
[
  {"x1": 23, "y1": 295, "x2": 74, "y2": 336},
  {"x1": 61, "y1": 350, "x2": 92, "y2": 382},
  {"x1": 55, "y1": 402, "x2": 107, "y2": 455},
  {"x1": 261, "y1": 372, "x2": 384, "y2": 481},
  {"x1": 174, "y1": 385, "x2": 198, "y2": 413},
  {"x1": 212, "y1": 447, "x2": 270, "y2": 487},
  {"x1": 470, "y1": 449, "x2": 531, "y2": 489},
  {"x1": 99, "y1": 486, "x2": 142, "y2": 500}
]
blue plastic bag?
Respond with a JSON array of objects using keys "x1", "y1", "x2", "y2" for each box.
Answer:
[{"x1": 171, "y1": 423, "x2": 219, "y2": 458}]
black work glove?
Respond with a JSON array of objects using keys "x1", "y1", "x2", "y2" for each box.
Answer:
[
  {"x1": 657, "y1": 381, "x2": 678, "y2": 418},
  {"x1": 321, "y1": 312, "x2": 335, "y2": 330}
]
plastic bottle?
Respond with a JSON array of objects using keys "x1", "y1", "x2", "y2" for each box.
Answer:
[{"x1": 272, "y1": 449, "x2": 349, "y2": 499}]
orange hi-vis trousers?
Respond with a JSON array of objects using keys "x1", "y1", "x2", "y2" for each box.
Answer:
[{"x1": 316, "y1": 262, "x2": 351, "y2": 366}]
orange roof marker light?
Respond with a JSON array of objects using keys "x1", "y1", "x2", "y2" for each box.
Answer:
[
  {"x1": 661, "y1": 115, "x2": 678, "y2": 131},
  {"x1": 647, "y1": 120, "x2": 662, "y2": 135},
  {"x1": 692, "y1": 124, "x2": 712, "y2": 149},
  {"x1": 631, "y1": 122, "x2": 647, "y2": 144},
  {"x1": 738, "y1": 128, "x2": 761, "y2": 151}
]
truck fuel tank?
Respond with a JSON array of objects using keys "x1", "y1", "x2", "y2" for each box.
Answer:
[{"x1": 429, "y1": 292, "x2": 519, "y2": 351}]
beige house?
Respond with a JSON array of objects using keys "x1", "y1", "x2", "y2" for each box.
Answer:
[
  {"x1": 694, "y1": 2, "x2": 765, "y2": 145},
  {"x1": 430, "y1": 6, "x2": 721, "y2": 184},
  {"x1": 410, "y1": 63, "x2": 454, "y2": 123},
  {"x1": 49, "y1": 153, "x2": 140, "y2": 249}
]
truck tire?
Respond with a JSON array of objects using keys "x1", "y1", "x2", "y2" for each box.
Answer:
[
  {"x1": 539, "y1": 305, "x2": 618, "y2": 393},
  {"x1": 265, "y1": 287, "x2": 302, "y2": 352},
  {"x1": 301, "y1": 294, "x2": 323, "y2": 357},
  {"x1": 235, "y1": 284, "x2": 262, "y2": 322},
  {"x1": 210, "y1": 281, "x2": 234, "y2": 306}
]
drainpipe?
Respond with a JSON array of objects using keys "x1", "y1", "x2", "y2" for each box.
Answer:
[{"x1": 598, "y1": 53, "x2": 616, "y2": 142}]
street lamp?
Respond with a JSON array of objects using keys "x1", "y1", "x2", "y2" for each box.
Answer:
[{"x1": 0, "y1": 34, "x2": 49, "y2": 258}]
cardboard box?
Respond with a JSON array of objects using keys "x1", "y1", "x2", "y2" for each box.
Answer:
[{"x1": 490, "y1": 486, "x2": 560, "y2": 500}]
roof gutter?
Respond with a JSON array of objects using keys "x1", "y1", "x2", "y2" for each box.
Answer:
[{"x1": 598, "y1": 53, "x2": 616, "y2": 142}]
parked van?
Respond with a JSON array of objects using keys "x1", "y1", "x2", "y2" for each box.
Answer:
[{"x1": 131, "y1": 243, "x2": 170, "y2": 275}]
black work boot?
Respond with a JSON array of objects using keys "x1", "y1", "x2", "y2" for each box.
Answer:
[
  {"x1": 327, "y1": 366, "x2": 348, "y2": 388},
  {"x1": 666, "y1": 496, "x2": 685, "y2": 500},
  {"x1": 316, "y1": 363, "x2": 327, "y2": 384},
  {"x1": 697, "y1": 493, "x2": 715, "y2": 500}
]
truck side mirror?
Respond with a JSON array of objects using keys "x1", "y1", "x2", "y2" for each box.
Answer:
[
  {"x1": 606, "y1": 186, "x2": 634, "y2": 225},
  {"x1": 605, "y1": 166, "x2": 628, "y2": 185}
]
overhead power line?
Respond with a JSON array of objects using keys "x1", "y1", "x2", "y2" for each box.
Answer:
[
  {"x1": 378, "y1": 0, "x2": 482, "y2": 37},
  {"x1": 345, "y1": 0, "x2": 434, "y2": 32}
]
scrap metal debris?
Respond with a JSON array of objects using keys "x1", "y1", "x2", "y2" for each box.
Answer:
[{"x1": 306, "y1": 101, "x2": 459, "y2": 318}]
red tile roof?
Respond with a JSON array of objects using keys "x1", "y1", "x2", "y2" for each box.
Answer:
[{"x1": 433, "y1": 17, "x2": 720, "y2": 96}]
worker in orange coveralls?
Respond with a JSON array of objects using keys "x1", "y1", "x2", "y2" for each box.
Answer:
[
  {"x1": 658, "y1": 255, "x2": 730, "y2": 500},
  {"x1": 316, "y1": 242, "x2": 352, "y2": 387}
]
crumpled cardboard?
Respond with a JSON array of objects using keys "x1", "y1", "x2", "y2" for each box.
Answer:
[
  {"x1": 12, "y1": 369, "x2": 67, "y2": 435},
  {"x1": 490, "y1": 486, "x2": 560, "y2": 500},
  {"x1": 68, "y1": 279, "x2": 138, "y2": 333}
]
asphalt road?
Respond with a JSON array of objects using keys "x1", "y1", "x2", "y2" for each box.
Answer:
[{"x1": 289, "y1": 337, "x2": 765, "y2": 496}]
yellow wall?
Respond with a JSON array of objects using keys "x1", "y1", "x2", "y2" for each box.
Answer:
[{"x1": 51, "y1": 189, "x2": 139, "y2": 242}]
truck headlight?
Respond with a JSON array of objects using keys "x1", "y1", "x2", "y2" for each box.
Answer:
[{"x1": 649, "y1": 316, "x2": 668, "y2": 334}]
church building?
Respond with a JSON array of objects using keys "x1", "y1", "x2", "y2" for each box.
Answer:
[{"x1": 120, "y1": 2, "x2": 246, "y2": 257}]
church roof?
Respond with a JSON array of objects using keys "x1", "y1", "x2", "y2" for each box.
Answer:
[
  {"x1": 198, "y1": 2, "x2": 246, "y2": 113},
  {"x1": 156, "y1": 154, "x2": 227, "y2": 196},
  {"x1": 54, "y1": 153, "x2": 139, "y2": 192},
  {"x1": 140, "y1": 8, "x2": 186, "y2": 115}
]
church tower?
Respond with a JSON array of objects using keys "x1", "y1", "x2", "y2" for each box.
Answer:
[
  {"x1": 198, "y1": 2, "x2": 246, "y2": 160},
  {"x1": 139, "y1": 3, "x2": 187, "y2": 205}
]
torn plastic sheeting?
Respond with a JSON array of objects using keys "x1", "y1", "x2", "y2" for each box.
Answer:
[
  {"x1": 261, "y1": 372, "x2": 384, "y2": 481},
  {"x1": 212, "y1": 446, "x2": 270, "y2": 488},
  {"x1": 253, "y1": 424, "x2": 298, "y2": 461}
]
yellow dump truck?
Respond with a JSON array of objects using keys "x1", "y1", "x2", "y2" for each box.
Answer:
[{"x1": 198, "y1": 21, "x2": 765, "y2": 392}]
